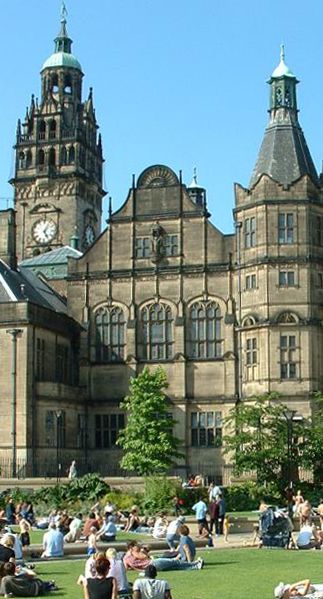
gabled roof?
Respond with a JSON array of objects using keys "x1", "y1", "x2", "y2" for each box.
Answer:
[
  {"x1": 0, "y1": 259, "x2": 67, "y2": 314},
  {"x1": 20, "y1": 245, "x2": 82, "y2": 267}
]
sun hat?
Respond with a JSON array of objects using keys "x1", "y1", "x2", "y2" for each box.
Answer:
[{"x1": 274, "y1": 582, "x2": 290, "y2": 598}]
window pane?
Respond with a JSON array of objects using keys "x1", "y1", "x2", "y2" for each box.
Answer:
[
  {"x1": 280, "y1": 336, "x2": 287, "y2": 348},
  {"x1": 199, "y1": 428, "x2": 206, "y2": 446},
  {"x1": 207, "y1": 412, "x2": 214, "y2": 427},
  {"x1": 207, "y1": 429, "x2": 215, "y2": 446},
  {"x1": 191, "y1": 413, "x2": 198, "y2": 428},
  {"x1": 191, "y1": 429, "x2": 198, "y2": 446}
]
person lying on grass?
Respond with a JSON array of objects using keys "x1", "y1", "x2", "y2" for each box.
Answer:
[
  {"x1": 0, "y1": 561, "x2": 58, "y2": 597},
  {"x1": 274, "y1": 579, "x2": 323, "y2": 598}
]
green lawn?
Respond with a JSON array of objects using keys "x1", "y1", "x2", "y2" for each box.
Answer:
[{"x1": 28, "y1": 548, "x2": 323, "y2": 599}]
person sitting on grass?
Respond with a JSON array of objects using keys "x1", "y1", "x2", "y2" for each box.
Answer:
[
  {"x1": 123, "y1": 542, "x2": 151, "y2": 572},
  {"x1": 133, "y1": 564, "x2": 172, "y2": 599},
  {"x1": 124, "y1": 507, "x2": 141, "y2": 533},
  {"x1": 296, "y1": 524, "x2": 322, "y2": 550},
  {"x1": 41, "y1": 523, "x2": 64, "y2": 558},
  {"x1": 96, "y1": 515, "x2": 117, "y2": 543},
  {"x1": 64, "y1": 512, "x2": 83, "y2": 543},
  {"x1": 0, "y1": 561, "x2": 58, "y2": 597},
  {"x1": 0, "y1": 535, "x2": 15, "y2": 564},
  {"x1": 274, "y1": 579, "x2": 323, "y2": 598},
  {"x1": 81, "y1": 556, "x2": 118, "y2": 599}
]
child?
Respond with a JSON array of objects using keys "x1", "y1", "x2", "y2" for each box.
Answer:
[
  {"x1": 18, "y1": 517, "x2": 31, "y2": 548},
  {"x1": 87, "y1": 526, "x2": 98, "y2": 556},
  {"x1": 223, "y1": 515, "x2": 230, "y2": 543}
]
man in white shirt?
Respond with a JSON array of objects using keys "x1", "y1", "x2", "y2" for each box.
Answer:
[
  {"x1": 41, "y1": 523, "x2": 64, "y2": 557},
  {"x1": 133, "y1": 564, "x2": 172, "y2": 599},
  {"x1": 166, "y1": 516, "x2": 185, "y2": 549}
]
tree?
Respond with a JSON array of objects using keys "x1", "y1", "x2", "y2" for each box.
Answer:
[
  {"x1": 117, "y1": 367, "x2": 182, "y2": 476},
  {"x1": 223, "y1": 393, "x2": 308, "y2": 491},
  {"x1": 300, "y1": 391, "x2": 323, "y2": 481}
]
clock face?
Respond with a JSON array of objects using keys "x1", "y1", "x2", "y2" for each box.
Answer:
[
  {"x1": 85, "y1": 224, "x2": 95, "y2": 245},
  {"x1": 32, "y1": 218, "x2": 57, "y2": 244}
]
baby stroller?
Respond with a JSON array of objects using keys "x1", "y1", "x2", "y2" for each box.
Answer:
[{"x1": 259, "y1": 506, "x2": 292, "y2": 548}]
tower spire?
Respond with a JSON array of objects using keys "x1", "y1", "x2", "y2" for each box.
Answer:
[{"x1": 54, "y1": 1, "x2": 72, "y2": 54}]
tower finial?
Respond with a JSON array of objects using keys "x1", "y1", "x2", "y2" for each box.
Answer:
[
  {"x1": 280, "y1": 43, "x2": 285, "y2": 63},
  {"x1": 61, "y1": 1, "x2": 68, "y2": 22},
  {"x1": 54, "y1": 1, "x2": 72, "y2": 54}
]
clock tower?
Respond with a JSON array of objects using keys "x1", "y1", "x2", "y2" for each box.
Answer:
[{"x1": 11, "y1": 7, "x2": 105, "y2": 260}]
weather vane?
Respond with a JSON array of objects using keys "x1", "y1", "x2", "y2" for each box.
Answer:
[{"x1": 61, "y1": 1, "x2": 68, "y2": 21}]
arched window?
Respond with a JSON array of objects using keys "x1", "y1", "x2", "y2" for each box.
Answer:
[
  {"x1": 26, "y1": 150, "x2": 32, "y2": 168},
  {"x1": 38, "y1": 149, "x2": 45, "y2": 167},
  {"x1": 38, "y1": 120, "x2": 46, "y2": 140},
  {"x1": 64, "y1": 74, "x2": 72, "y2": 94},
  {"x1": 49, "y1": 120, "x2": 56, "y2": 140},
  {"x1": 95, "y1": 306, "x2": 126, "y2": 362},
  {"x1": 48, "y1": 148, "x2": 56, "y2": 167},
  {"x1": 188, "y1": 301, "x2": 222, "y2": 358},
  {"x1": 139, "y1": 303, "x2": 173, "y2": 360},
  {"x1": 18, "y1": 151, "x2": 25, "y2": 169},
  {"x1": 51, "y1": 74, "x2": 59, "y2": 93},
  {"x1": 61, "y1": 146, "x2": 67, "y2": 165},
  {"x1": 69, "y1": 145, "x2": 75, "y2": 164}
]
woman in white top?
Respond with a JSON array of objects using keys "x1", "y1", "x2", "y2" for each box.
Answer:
[{"x1": 274, "y1": 579, "x2": 323, "y2": 598}]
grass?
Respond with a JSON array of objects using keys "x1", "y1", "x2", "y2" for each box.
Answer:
[{"x1": 24, "y1": 548, "x2": 323, "y2": 599}]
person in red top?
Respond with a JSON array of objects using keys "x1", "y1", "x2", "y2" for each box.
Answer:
[
  {"x1": 83, "y1": 512, "x2": 100, "y2": 539},
  {"x1": 123, "y1": 542, "x2": 151, "y2": 571}
]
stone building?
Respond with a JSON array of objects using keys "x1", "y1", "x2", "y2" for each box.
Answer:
[{"x1": 0, "y1": 15, "x2": 322, "y2": 481}]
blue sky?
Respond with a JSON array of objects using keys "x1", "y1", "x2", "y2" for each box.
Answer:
[{"x1": 1, "y1": 0, "x2": 322, "y2": 233}]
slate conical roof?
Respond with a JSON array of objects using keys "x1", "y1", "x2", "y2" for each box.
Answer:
[{"x1": 250, "y1": 48, "x2": 318, "y2": 188}]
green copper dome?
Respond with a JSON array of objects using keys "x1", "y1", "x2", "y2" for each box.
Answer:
[
  {"x1": 271, "y1": 45, "x2": 295, "y2": 79},
  {"x1": 42, "y1": 51, "x2": 82, "y2": 72}
]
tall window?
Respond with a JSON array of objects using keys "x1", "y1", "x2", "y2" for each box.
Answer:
[
  {"x1": 56, "y1": 344, "x2": 69, "y2": 384},
  {"x1": 164, "y1": 234, "x2": 179, "y2": 256},
  {"x1": 36, "y1": 338, "x2": 45, "y2": 381},
  {"x1": 278, "y1": 213, "x2": 294, "y2": 244},
  {"x1": 244, "y1": 217, "x2": 256, "y2": 248},
  {"x1": 77, "y1": 414, "x2": 86, "y2": 449},
  {"x1": 45, "y1": 410, "x2": 66, "y2": 448},
  {"x1": 49, "y1": 120, "x2": 56, "y2": 140},
  {"x1": 246, "y1": 274, "x2": 256, "y2": 290},
  {"x1": 279, "y1": 271, "x2": 295, "y2": 287},
  {"x1": 280, "y1": 335, "x2": 297, "y2": 379},
  {"x1": 140, "y1": 303, "x2": 173, "y2": 360},
  {"x1": 95, "y1": 306, "x2": 126, "y2": 362},
  {"x1": 315, "y1": 216, "x2": 323, "y2": 246},
  {"x1": 188, "y1": 301, "x2": 222, "y2": 359},
  {"x1": 95, "y1": 413, "x2": 125, "y2": 448},
  {"x1": 135, "y1": 237, "x2": 151, "y2": 258},
  {"x1": 191, "y1": 411, "x2": 223, "y2": 447},
  {"x1": 246, "y1": 338, "x2": 257, "y2": 365}
]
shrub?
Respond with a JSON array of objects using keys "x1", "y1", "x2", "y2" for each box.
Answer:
[
  {"x1": 101, "y1": 490, "x2": 141, "y2": 512},
  {"x1": 33, "y1": 474, "x2": 110, "y2": 509},
  {"x1": 224, "y1": 482, "x2": 281, "y2": 512},
  {"x1": 140, "y1": 477, "x2": 179, "y2": 513}
]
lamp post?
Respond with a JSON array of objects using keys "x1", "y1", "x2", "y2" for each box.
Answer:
[
  {"x1": 283, "y1": 409, "x2": 297, "y2": 487},
  {"x1": 6, "y1": 329, "x2": 23, "y2": 478},
  {"x1": 55, "y1": 410, "x2": 62, "y2": 483}
]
